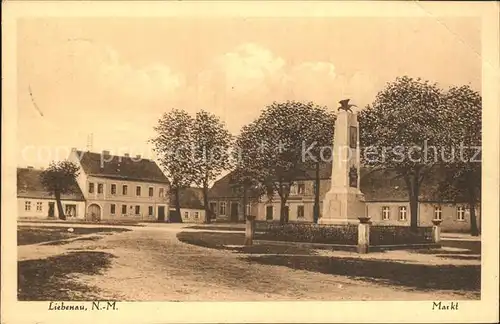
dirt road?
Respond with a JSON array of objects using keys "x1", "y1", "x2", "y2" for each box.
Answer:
[{"x1": 17, "y1": 223, "x2": 480, "y2": 301}]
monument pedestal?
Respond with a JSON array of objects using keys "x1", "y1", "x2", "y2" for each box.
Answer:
[
  {"x1": 319, "y1": 103, "x2": 366, "y2": 224},
  {"x1": 320, "y1": 189, "x2": 366, "y2": 224}
]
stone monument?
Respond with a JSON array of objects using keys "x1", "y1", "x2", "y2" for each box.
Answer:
[{"x1": 320, "y1": 99, "x2": 366, "y2": 224}]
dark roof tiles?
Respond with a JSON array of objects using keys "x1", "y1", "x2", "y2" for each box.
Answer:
[
  {"x1": 17, "y1": 168, "x2": 85, "y2": 201},
  {"x1": 76, "y1": 150, "x2": 169, "y2": 184}
]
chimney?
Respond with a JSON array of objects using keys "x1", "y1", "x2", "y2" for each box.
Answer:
[
  {"x1": 102, "y1": 150, "x2": 110, "y2": 156},
  {"x1": 27, "y1": 166, "x2": 34, "y2": 170},
  {"x1": 124, "y1": 153, "x2": 130, "y2": 158},
  {"x1": 136, "y1": 154, "x2": 141, "y2": 159}
]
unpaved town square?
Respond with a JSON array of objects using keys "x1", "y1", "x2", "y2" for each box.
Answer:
[{"x1": 18, "y1": 223, "x2": 480, "y2": 301}]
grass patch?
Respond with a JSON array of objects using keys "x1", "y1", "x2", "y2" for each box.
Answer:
[
  {"x1": 176, "y1": 231, "x2": 316, "y2": 255},
  {"x1": 18, "y1": 251, "x2": 115, "y2": 300},
  {"x1": 245, "y1": 255, "x2": 480, "y2": 295},
  {"x1": 18, "y1": 226, "x2": 131, "y2": 246},
  {"x1": 186, "y1": 225, "x2": 245, "y2": 231}
]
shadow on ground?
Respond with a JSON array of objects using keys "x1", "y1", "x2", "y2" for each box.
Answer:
[
  {"x1": 177, "y1": 231, "x2": 317, "y2": 255},
  {"x1": 409, "y1": 248, "x2": 481, "y2": 261},
  {"x1": 18, "y1": 251, "x2": 115, "y2": 300},
  {"x1": 244, "y1": 254, "x2": 480, "y2": 295},
  {"x1": 18, "y1": 226, "x2": 131, "y2": 246},
  {"x1": 40, "y1": 236, "x2": 104, "y2": 246}
]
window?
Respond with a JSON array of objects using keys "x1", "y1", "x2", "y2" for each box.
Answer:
[
  {"x1": 382, "y1": 206, "x2": 390, "y2": 220},
  {"x1": 136, "y1": 186, "x2": 141, "y2": 196},
  {"x1": 184, "y1": 211, "x2": 189, "y2": 219},
  {"x1": 149, "y1": 187, "x2": 154, "y2": 197},
  {"x1": 399, "y1": 206, "x2": 407, "y2": 221},
  {"x1": 97, "y1": 183, "x2": 103, "y2": 194},
  {"x1": 25, "y1": 201, "x2": 31, "y2": 211},
  {"x1": 110, "y1": 204, "x2": 116, "y2": 215},
  {"x1": 36, "y1": 202, "x2": 43, "y2": 212},
  {"x1": 457, "y1": 206, "x2": 466, "y2": 221},
  {"x1": 111, "y1": 184, "x2": 117, "y2": 195},
  {"x1": 219, "y1": 202, "x2": 226, "y2": 215},
  {"x1": 89, "y1": 182, "x2": 95, "y2": 193},
  {"x1": 65, "y1": 204, "x2": 77, "y2": 217},
  {"x1": 148, "y1": 206, "x2": 154, "y2": 216},
  {"x1": 289, "y1": 184, "x2": 297, "y2": 195},
  {"x1": 122, "y1": 185, "x2": 128, "y2": 195},
  {"x1": 298, "y1": 184, "x2": 306, "y2": 195},
  {"x1": 266, "y1": 205, "x2": 273, "y2": 220},
  {"x1": 135, "y1": 205, "x2": 140, "y2": 215},
  {"x1": 434, "y1": 206, "x2": 442, "y2": 220},
  {"x1": 246, "y1": 204, "x2": 251, "y2": 216},
  {"x1": 159, "y1": 188, "x2": 165, "y2": 197},
  {"x1": 297, "y1": 205, "x2": 305, "y2": 218},
  {"x1": 194, "y1": 211, "x2": 199, "y2": 219},
  {"x1": 122, "y1": 205, "x2": 127, "y2": 215}
]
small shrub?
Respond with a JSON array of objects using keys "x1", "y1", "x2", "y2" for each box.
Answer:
[
  {"x1": 370, "y1": 226, "x2": 433, "y2": 246},
  {"x1": 256, "y1": 222, "x2": 358, "y2": 245}
]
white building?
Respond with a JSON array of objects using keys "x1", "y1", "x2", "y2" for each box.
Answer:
[{"x1": 17, "y1": 167, "x2": 86, "y2": 219}]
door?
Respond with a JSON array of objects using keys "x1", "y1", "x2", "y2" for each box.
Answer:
[
  {"x1": 158, "y1": 206, "x2": 165, "y2": 222},
  {"x1": 230, "y1": 202, "x2": 239, "y2": 222},
  {"x1": 283, "y1": 206, "x2": 289, "y2": 223},
  {"x1": 209, "y1": 202, "x2": 217, "y2": 220},
  {"x1": 48, "y1": 202, "x2": 55, "y2": 218},
  {"x1": 87, "y1": 204, "x2": 101, "y2": 221},
  {"x1": 266, "y1": 206, "x2": 273, "y2": 221}
]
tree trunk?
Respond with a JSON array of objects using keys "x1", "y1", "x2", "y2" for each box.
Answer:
[
  {"x1": 467, "y1": 183, "x2": 479, "y2": 236},
  {"x1": 404, "y1": 174, "x2": 419, "y2": 231},
  {"x1": 243, "y1": 184, "x2": 248, "y2": 219},
  {"x1": 174, "y1": 186, "x2": 183, "y2": 223},
  {"x1": 313, "y1": 161, "x2": 320, "y2": 224},
  {"x1": 468, "y1": 202, "x2": 479, "y2": 236},
  {"x1": 279, "y1": 198, "x2": 287, "y2": 224},
  {"x1": 203, "y1": 183, "x2": 211, "y2": 224},
  {"x1": 409, "y1": 192, "x2": 418, "y2": 230},
  {"x1": 54, "y1": 191, "x2": 66, "y2": 220}
]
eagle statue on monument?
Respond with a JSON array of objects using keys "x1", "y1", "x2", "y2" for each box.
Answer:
[{"x1": 337, "y1": 99, "x2": 357, "y2": 113}]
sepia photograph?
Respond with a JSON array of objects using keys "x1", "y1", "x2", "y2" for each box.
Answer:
[{"x1": 2, "y1": 1, "x2": 499, "y2": 323}]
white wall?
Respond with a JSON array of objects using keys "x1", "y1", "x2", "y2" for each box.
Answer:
[
  {"x1": 178, "y1": 208, "x2": 206, "y2": 223},
  {"x1": 18, "y1": 198, "x2": 85, "y2": 219}
]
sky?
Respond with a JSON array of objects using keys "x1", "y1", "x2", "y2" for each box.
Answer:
[{"x1": 17, "y1": 17, "x2": 481, "y2": 168}]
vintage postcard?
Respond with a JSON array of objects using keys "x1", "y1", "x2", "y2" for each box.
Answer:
[{"x1": 2, "y1": 1, "x2": 499, "y2": 323}]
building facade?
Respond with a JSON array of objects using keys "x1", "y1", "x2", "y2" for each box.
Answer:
[
  {"x1": 17, "y1": 167, "x2": 86, "y2": 219},
  {"x1": 68, "y1": 149, "x2": 170, "y2": 221},
  {"x1": 208, "y1": 173, "x2": 260, "y2": 223},
  {"x1": 169, "y1": 187, "x2": 206, "y2": 223},
  {"x1": 209, "y1": 165, "x2": 481, "y2": 232}
]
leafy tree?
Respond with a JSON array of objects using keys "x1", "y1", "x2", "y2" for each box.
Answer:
[
  {"x1": 192, "y1": 110, "x2": 233, "y2": 223},
  {"x1": 151, "y1": 109, "x2": 195, "y2": 223},
  {"x1": 359, "y1": 76, "x2": 446, "y2": 230},
  {"x1": 39, "y1": 160, "x2": 80, "y2": 220},
  {"x1": 436, "y1": 85, "x2": 481, "y2": 235},
  {"x1": 232, "y1": 122, "x2": 269, "y2": 220},
  {"x1": 235, "y1": 101, "x2": 334, "y2": 224},
  {"x1": 302, "y1": 109, "x2": 335, "y2": 223}
]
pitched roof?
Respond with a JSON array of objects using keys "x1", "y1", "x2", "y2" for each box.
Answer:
[
  {"x1": 169, "y1": 187, "x2": 204, "y2": 209},
  {"x1": 208, "y1": 173, "x2": 236, "y2": 199},
  {"x1": 209, "y1": 164, "x2": 462, "y2": 203},
  {"x1": 17, "y1": 168, "x2": 85, "y2": 201},
  {"x1": 75, "y1": 150, "x2": 169, "y2": 184}
]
